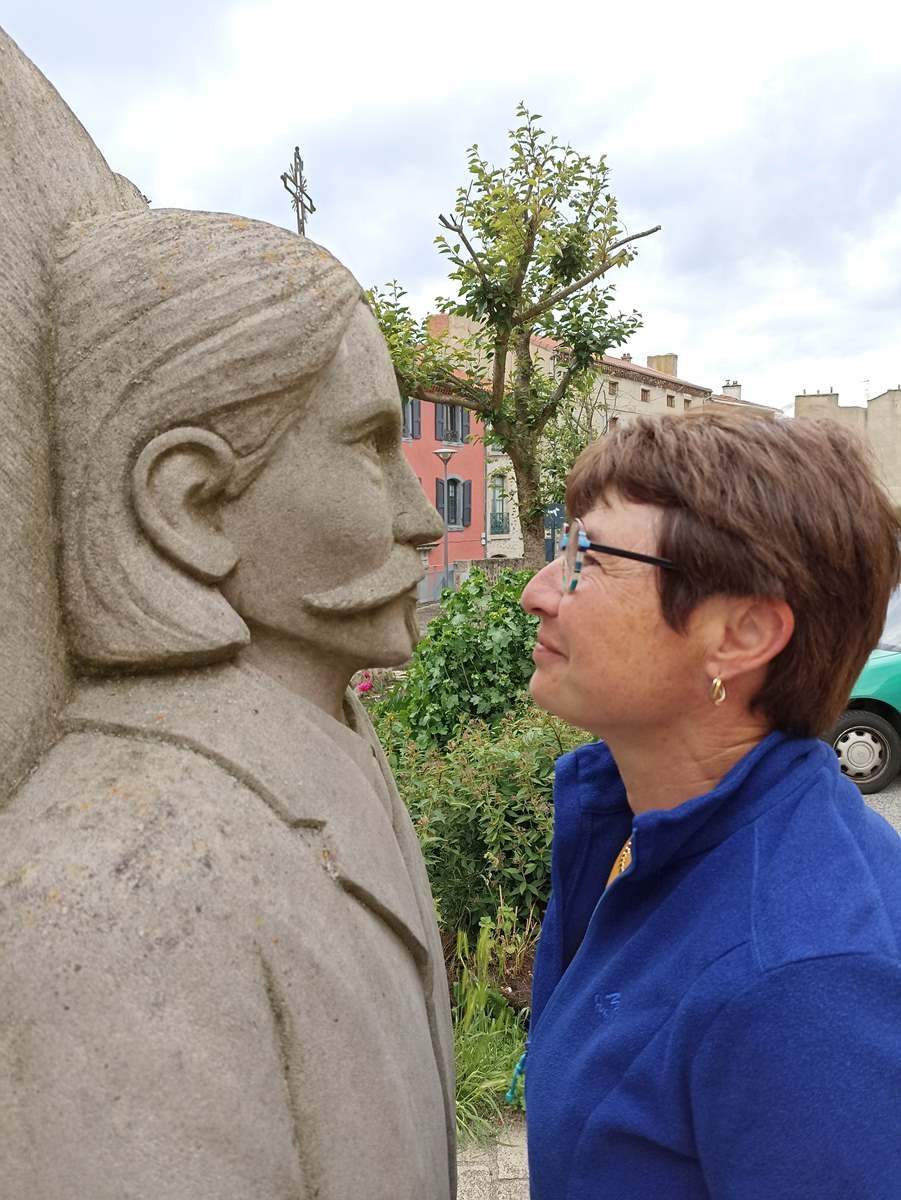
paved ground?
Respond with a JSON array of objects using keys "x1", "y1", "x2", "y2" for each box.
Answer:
[
  {"x1": 458, "y1": 1115, "x2": 528, "y2": 1200},
  {"x1": 456, "y1": 783, "x2": 901, "y2": 1199},
  {"x1": 864, "y1": 777, "x2": 901, "y2": 833}
]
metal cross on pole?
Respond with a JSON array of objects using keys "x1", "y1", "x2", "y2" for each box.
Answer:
[{"x1": 281, "y1": 146, "x2": 316, "y2": 236}]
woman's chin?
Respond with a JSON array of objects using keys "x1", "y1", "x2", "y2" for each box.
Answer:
[{"x1": 529, "y1": 669, "x2": 561, "y2": 716}]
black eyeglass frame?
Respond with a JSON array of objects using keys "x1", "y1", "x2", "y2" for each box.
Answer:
[{"x1": 559, "y1": 518, "x2": 679, "y2": 593}]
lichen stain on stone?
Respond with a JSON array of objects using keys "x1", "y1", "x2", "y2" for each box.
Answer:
[{"x1": 0, "y1": 861, "x2": 39, "y2": 890}]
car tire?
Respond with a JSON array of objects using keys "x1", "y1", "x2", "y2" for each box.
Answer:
[{"x1": 831, "y1": 709, "x2": 901, "y2": 794}]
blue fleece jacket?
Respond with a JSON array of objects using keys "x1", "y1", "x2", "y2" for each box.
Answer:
[{"x1": 525, "y1": 732, "x2": 901, "y2": 1199}]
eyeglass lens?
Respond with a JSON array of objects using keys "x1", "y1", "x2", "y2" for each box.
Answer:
[{"x1": 559, "y1": 521, "x2": 580, "y2": 591}]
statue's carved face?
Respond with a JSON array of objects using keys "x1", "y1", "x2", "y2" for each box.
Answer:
[{"x1": 217, "y1": 302, "x2": 443, "y2": 669}]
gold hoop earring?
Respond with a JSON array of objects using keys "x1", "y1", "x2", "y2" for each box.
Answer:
[{"x1": 709, "y1": 676, "x2": 727, "y2": 706}]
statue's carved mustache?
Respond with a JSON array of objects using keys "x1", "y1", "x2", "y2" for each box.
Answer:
[{"x1": 300, "y1": 546, "x2": 425, "y2": 614}]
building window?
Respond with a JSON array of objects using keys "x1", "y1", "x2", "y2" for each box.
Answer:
[
  {"x1": 640, "y1": 388, "x2": 651, "y2": 404},
  {"x1": 447, "y1": 478, "x2": 461, "y2": 526},
  {"x1": 435, "y1": 476, "x2": 472, "y2": 529},
  {"x1": 608, "y1": 379, "x2": 618, "y2": 399},
  {"x1": 666, "y1": 394, "x2": 675, "y2": 408},
  {"x1": 489, "y1": 474, "x2": 510, "y2": 535},
  {"x1": 402, "y1": 397, "x2": 421, "y2": 439},
  {"x1": 435, "y1": 403, "x2": 470, "y2": 443},
  {"x1": 684, "y1": 397, "x2": 692, "y2": 410}
]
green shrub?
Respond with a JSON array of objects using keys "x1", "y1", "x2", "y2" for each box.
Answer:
[
  {"x1": 374, "y1": 569, "x2": 538, "y2": 748},
  {"x1": 453, "y1": 922, "x2": 528, "y2": 1142},
  {"x1": 374, "y1": 704, "x2": 588, "y2": 935}
]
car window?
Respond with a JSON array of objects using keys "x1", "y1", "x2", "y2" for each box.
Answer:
[{"x1": 879, "y1": 586, "x2": 901, "y2": 652}]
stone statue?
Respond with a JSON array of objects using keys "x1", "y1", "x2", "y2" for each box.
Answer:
[{"x1": 0, "y1": 28, "x2": 455, "y2": 1200}]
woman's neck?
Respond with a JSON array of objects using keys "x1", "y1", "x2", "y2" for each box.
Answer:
[{"x1": 607, "y1": 712, "x2": 772, "y2": 815}]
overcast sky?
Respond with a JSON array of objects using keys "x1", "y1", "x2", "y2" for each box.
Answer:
[{"x1": 5, "y1": 0, "x2": 900, "y2": 412}]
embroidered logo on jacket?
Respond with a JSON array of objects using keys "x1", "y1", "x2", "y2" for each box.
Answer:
[{"x1": 594, "y1": 991, "x2": 621, "y2": 1021}]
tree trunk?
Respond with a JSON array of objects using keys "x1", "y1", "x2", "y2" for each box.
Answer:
[
  {"x1": 509, "y1": 444, "x2": 547, "y2": 570},
  {"x1": 520, "y1": 512, "x2": 548, "y2": 570}
]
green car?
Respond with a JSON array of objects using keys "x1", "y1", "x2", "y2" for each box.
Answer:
[{"x1": 831, "y1": 588, "x2": 901, "y2": 793}]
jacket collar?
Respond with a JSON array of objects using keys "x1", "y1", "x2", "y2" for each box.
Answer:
[
  {"x1": 567, "y1": 731, "x2": 831, "y2": 878},
  {"x1": 63, "y1": 662, "x2": 429, "y2": 963}
]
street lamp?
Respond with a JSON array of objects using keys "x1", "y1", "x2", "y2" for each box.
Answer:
[
  {"x1": 545, "y1": 505, "x2": 563, "y2": 563},
  {"x1": 433, "y1": 447, "x2": 458, "y2": 591}
]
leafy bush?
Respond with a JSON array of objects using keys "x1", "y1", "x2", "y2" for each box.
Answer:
[
  {"x1": 453, "y1": 922, "x2": 528, "y2": 1142},
  {"x1": 365, "y1": 572, "x2": 594, "y2": 1140},
  {"x1": 374, "y1": 569, "x2": 538, "y2": 749},
  {"x1": 374, "y1": 704, "x2": 588, "y2": 934}
]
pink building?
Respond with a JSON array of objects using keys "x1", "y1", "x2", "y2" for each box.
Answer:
[{"x1": 401, "y1": 395, "x2": 486, "y2": 598}]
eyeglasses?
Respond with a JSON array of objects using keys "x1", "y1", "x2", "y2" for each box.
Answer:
[{"x1": 558, "y1": 517, "x2": 679, "y2": 593}]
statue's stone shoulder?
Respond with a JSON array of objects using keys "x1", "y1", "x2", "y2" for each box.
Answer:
[
  {"x1": 0, "y1": 726, "x2": 453, "y2": 1200},
  {"x1": 0, "y1": 730, "x2": 313, "y2": 1197},
  {"x1": 0, "y1": 729, "x2": 276, "y2": 926}
]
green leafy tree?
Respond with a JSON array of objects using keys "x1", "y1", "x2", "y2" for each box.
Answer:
[
  {"x1": 538, "y1": 370, "x2": 620, "y2": 511},
  {"x1": 370, "y1": 105, "x2": 658, "y2": 566}
]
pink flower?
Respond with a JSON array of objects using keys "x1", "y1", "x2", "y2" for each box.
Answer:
[{"x1": 355, "y1": 671, "x2": 373, "y2": 695}]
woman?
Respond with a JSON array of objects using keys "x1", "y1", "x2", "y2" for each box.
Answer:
[{"x1": 521, "y1": 412, "x2": 901, "y2": 1199}]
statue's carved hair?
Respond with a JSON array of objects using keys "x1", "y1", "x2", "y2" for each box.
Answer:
[{"x1": 53, "y1": 209, "x2": 361, "y2": 670}]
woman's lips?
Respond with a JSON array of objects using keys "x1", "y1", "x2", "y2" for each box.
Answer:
[{"x1": 533, "y1": 638, "x2": 565, "y2": 662}]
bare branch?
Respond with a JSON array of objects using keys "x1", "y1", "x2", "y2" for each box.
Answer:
[
  {"x1": 413, "y1": 381, "x2": 493, "y2": 418},
  {"x1": 536, "y1": 363, "x2": 579, "y2": 427},
  {"x1": 438, "y1": 211, "x2": 492, "y2": 293},
  {"x1": 552, "y1": 362, "x2": 579, "y2": 406},
  {"x1": 491, "y1": 410, "x2": 513, "y2": 444},
  {"x1": 513, "y1": 330, "x2": 533, "y2": 424},
  {"x1": 514, "y1": 224, "x2": 661, "y2": 324},
  {"x1": 508, "y1": 207, "x2": 538, "y2": 315},
  {"x1": 491, "y1": 334, "x2": 510, "y2": 408}
]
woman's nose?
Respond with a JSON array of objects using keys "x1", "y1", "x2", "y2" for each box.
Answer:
[{"x1": 521, "y1": 559, "x2": 563, "y2": 618}]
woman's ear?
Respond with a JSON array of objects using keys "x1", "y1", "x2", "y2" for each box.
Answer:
[
  {"x1": 706, "y1": 595, "x2": 796, "y2": 682},
  {"x1": 132, "y1": 427, "x2": 239, "y2": 582}
]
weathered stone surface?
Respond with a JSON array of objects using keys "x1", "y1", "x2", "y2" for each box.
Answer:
[
  {"x1": 0, "y1": 27, "x2": 145, "y2": 798},
  {"x1": 0, "y1": 25, "x2": 452, "y2": 1199}
]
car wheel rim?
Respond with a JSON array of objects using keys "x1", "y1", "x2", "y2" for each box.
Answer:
[{"x1": 833, "y1": 725, "x2": 889, "y2": 781}]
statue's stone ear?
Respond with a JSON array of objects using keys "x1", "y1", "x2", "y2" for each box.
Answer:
[{"x1": 132, "y1": 428, "x2": 238, "y2": 583}]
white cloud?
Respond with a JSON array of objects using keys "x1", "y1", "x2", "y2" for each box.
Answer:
[{"x1": 3, "y1": 0, "x2": 900, "y2": 413}]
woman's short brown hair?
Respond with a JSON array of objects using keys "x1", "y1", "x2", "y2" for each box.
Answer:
[{"x1": 566, "y1": 411, "x2": 901, "y2": 737}]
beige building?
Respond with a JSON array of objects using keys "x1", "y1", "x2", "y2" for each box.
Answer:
[
  {"x1": 487, "y1": 349, "x2": 774, "y2": 558},
  {"x1": 794, "y1": 386, "x2": 901, "y2": 509},
  {"x1": 426, "y1": 315, "x2": 775, "y2": 558}
]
